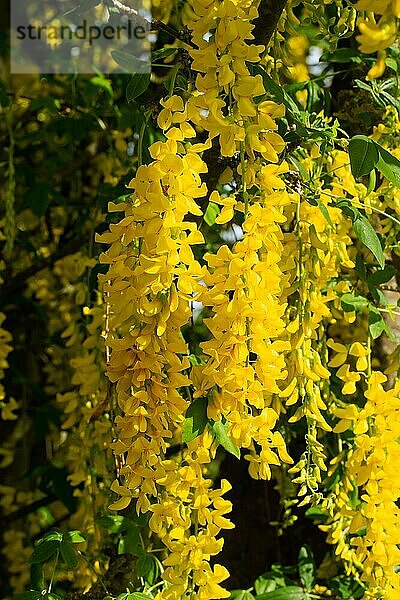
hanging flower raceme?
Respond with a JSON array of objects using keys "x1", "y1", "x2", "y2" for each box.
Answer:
[
  {"x1": 182, "y1": 0, "x2": 294, "y2": 480},
  {"x1": 200, "y1": 180, "x2": 294, "y2": 479},
  {"x1": 322, "y1": 373, "x2": 400, "y2": 598},
  {"x1": 275, "y1": 145, "x2": 356, "y2": 505},
  {"x1": 0, "y1": 312, "x2": 16, "y2": 421},
  {"x1": 97, "y1": 95, "x2": 235, "y2": 598}
]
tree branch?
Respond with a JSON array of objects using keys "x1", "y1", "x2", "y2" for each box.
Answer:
[
  {"x1": 2, "y1": 494, "x2": 57, "y2": 524},
  {"x1": 1, "y1": 235, "x2": 88, "y2": 300},
  {"x1": 105, "y1": 0, "x2": 195, "y2": 46},
  {"x1": 252, "y1": 0, "x2": 286, "y2": 48}
]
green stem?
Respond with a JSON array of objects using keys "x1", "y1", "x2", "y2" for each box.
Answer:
[
  {"x1": 48, "y1": 548, "x2": 60, "y2": 593},
  {"x1": 240, "y1": 142, "x2": 249, "y2": 217},
  {"x1": 138, "y1": 113, "x2": 150, "y2": 168},
  {"x1": 367, "y1": 333, "x2": 372, "y2": 378},
  {"x1": 240, "y1": 142, "x2": 251, "y2": 365},
  {"x1": 169, "y1": 63, "x2": 181, "y2": 97},
  {"x1": 78, "y1": 550, "x2": 109, "y2": 595},
  {"x1": 378, "y1": 307, "x2": 400, "y2": 317},
  {"x1": 302, "y1": 182, "x2": 400, "y2": 228}
]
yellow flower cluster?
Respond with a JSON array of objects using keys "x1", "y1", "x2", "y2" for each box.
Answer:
[
  {"x1": 280, "y1": 147, "x2": 356, "y2": 504},
  {"x1": 355, "y1": 0, "x2": 400, "y2": 78},
  {"x1": 98, "y1": 91, "x2": 236, "y2": 596},
  {"x1": 187, "y1": 0, "x2": 284, "y2": 160},
  {"x1": 96, "y1": 0, "x2": 302, "y2": 595},
  {"x1": 0, "y1": 251, "x2": 16, "y2": 422},
  {"x1": 4, "y1": 250, "x2": 112, "y2": 592},
  {"x1": 0, "y1": 486, "x2": 43, "y2": 592},
  {"x1": 201, "y1": 182, "x2": 294, "y2": 479},
  {"x1": 5, "y1": 0, "x2": 400, "y2": 597},
  {"x1": 0, "y1": 312, "x2": 17, "y2": 421},
  {"x1": 328, "y1": 373, "x2": 400, "y2": 598}
]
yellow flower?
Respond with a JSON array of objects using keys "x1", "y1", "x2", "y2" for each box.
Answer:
[
  {"x1": 0, "y1": 397, "x2": 19, "y2": 421},
  {"x1": 349, "y1": 342, "x2": 370, "y2": 372},
  {"x1": 336, "y1": 364, "x2": 361, "y2": 395},
  {"x1": 367, "y1": 51, "x2": 387, "y2": 80},
  {"x1": 327, "y1": 338, "x2": 348, "y2": 367},
  {"x1": 357, "y1": 17, "x2": 397, "y2": 54}
]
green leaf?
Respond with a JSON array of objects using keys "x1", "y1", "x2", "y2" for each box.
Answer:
[
  {"x1": 256, "y1": 587, "x2": 306, "y2": 600},
  {"x1": 40, "y1": 532, "x2": 63, "y2": 543},
  {"x1": 354, "y1": 79, "x2": 374, "y2": 93},
  {"x1": 118, "y1": 525, "x2": 140, "y2": 555},
  {"x1": 254, "y1": 576, "x2": 278, "y2": 595},
  {"x1": 353, "y1": 216, "x2": 385, "y2": 268},
  {"x1": 182, "y1": 397, "x2": 208, "y2": 443},
  {"x1": 321, "y1": 47, "x2": 361, "y2": 63},
  {"x1": 230, "y1": 591, "x2": 255, "y2": 600},
  {"x1": 29, "y1": 540, "x2": 60, "y2": 564},
  {"x1": 126, "y1": 74, "x2": 151, "y2": 102},
  {"x1": 63, "y1": 530, "x2": 86, "y2": 543},
  {"x1": 375, "y1": 143, "x2": 400, "y2": 188},
  {"x1": 340, "y1": 293, "x2": 369, "y2": 313},
  {"x1": 204, "y1": 202, "x2": 220, "y2": 226},
  {"x1": 305, "y1": 80, "x2": 322, "y2": 113},
  {"x1": 348, "y1": 135, "x2": 379, "y2": 179},
  {"x1": 127, "y1": 594, "x2": 151, "y2": 600},
  {"x1": 152, "y1": 48, "x2": 177, "y2": 61},
  {"x1": 212, "y1": 420, "x2": 240, "y2": 459},
  {"x1": 298, "y1": 545, "x2": 315, "y2": 592},
  {"x1": 136, "y1": 553, "x2": 157, "y2": 584},
  {"x1": 60, "y1": 540, "x2": 79, "y2": 568},
  {"x1": 30, "y1": 563, "x2": 45, "y2": 591},
  {"x1": 367, "y1": 168, "x2": 376, "y2": 195},
  {"x1": 335, "y1": 198, "x2": 360, "y2": 222},
  {"x1": 371, "y1": 287, "x2": 389, "y2": 306},
  {"x1": 111, "y1": 50, "x2": 149, "y2": 74},
  {"x1": 368, "y1": 306, "x2": 389, "y2": 339},
  {"x1": 13, "y1": 593, "x2": 43, "y2": 600},
  {"x1": 386, "y1": 57, "x2": 398, "y2": 72},
  {"x1": 355, "y1": 253, "x2": 367, "y2": 281},
  {"x1": 90, "y1": 76, "x2": 113, "y2": 99},
  {"x1": 367, "y1": 265, "x2": 396, "y2": 286},
  {"x1": 96, "y1": 515, "x2": 131, "y2": 533}
]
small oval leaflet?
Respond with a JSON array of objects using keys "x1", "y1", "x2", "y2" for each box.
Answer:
[{"x1": 348, "y1": 135, "x2": 379, "y2": 179}]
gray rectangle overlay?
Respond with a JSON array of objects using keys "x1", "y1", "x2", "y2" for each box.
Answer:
[{"x1": 11, "y1": 1, "x2": 151, "y2": 74}]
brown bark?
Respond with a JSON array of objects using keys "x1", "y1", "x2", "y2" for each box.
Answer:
[{"x1": 252, "y1": 0, "x2": 287, "y2": 48}]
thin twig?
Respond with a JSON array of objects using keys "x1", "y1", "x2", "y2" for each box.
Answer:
[
  {"x1": 105, "y1": 0, "x2": 195, "y2": 47},
  {"x1": 2, "y1": 494, "x2": 57, "y2": 524}
]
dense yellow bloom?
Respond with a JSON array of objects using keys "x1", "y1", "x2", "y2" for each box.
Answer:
[
  {"x1": 0, "y1": 312, "x2": 14, "y2": 420},
  {"x1": 357, "y1": 17, "x2": 397, "y2": 54},
  {"x1": 3, "y1": 0, "x2": 398, "y2": 597}
]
